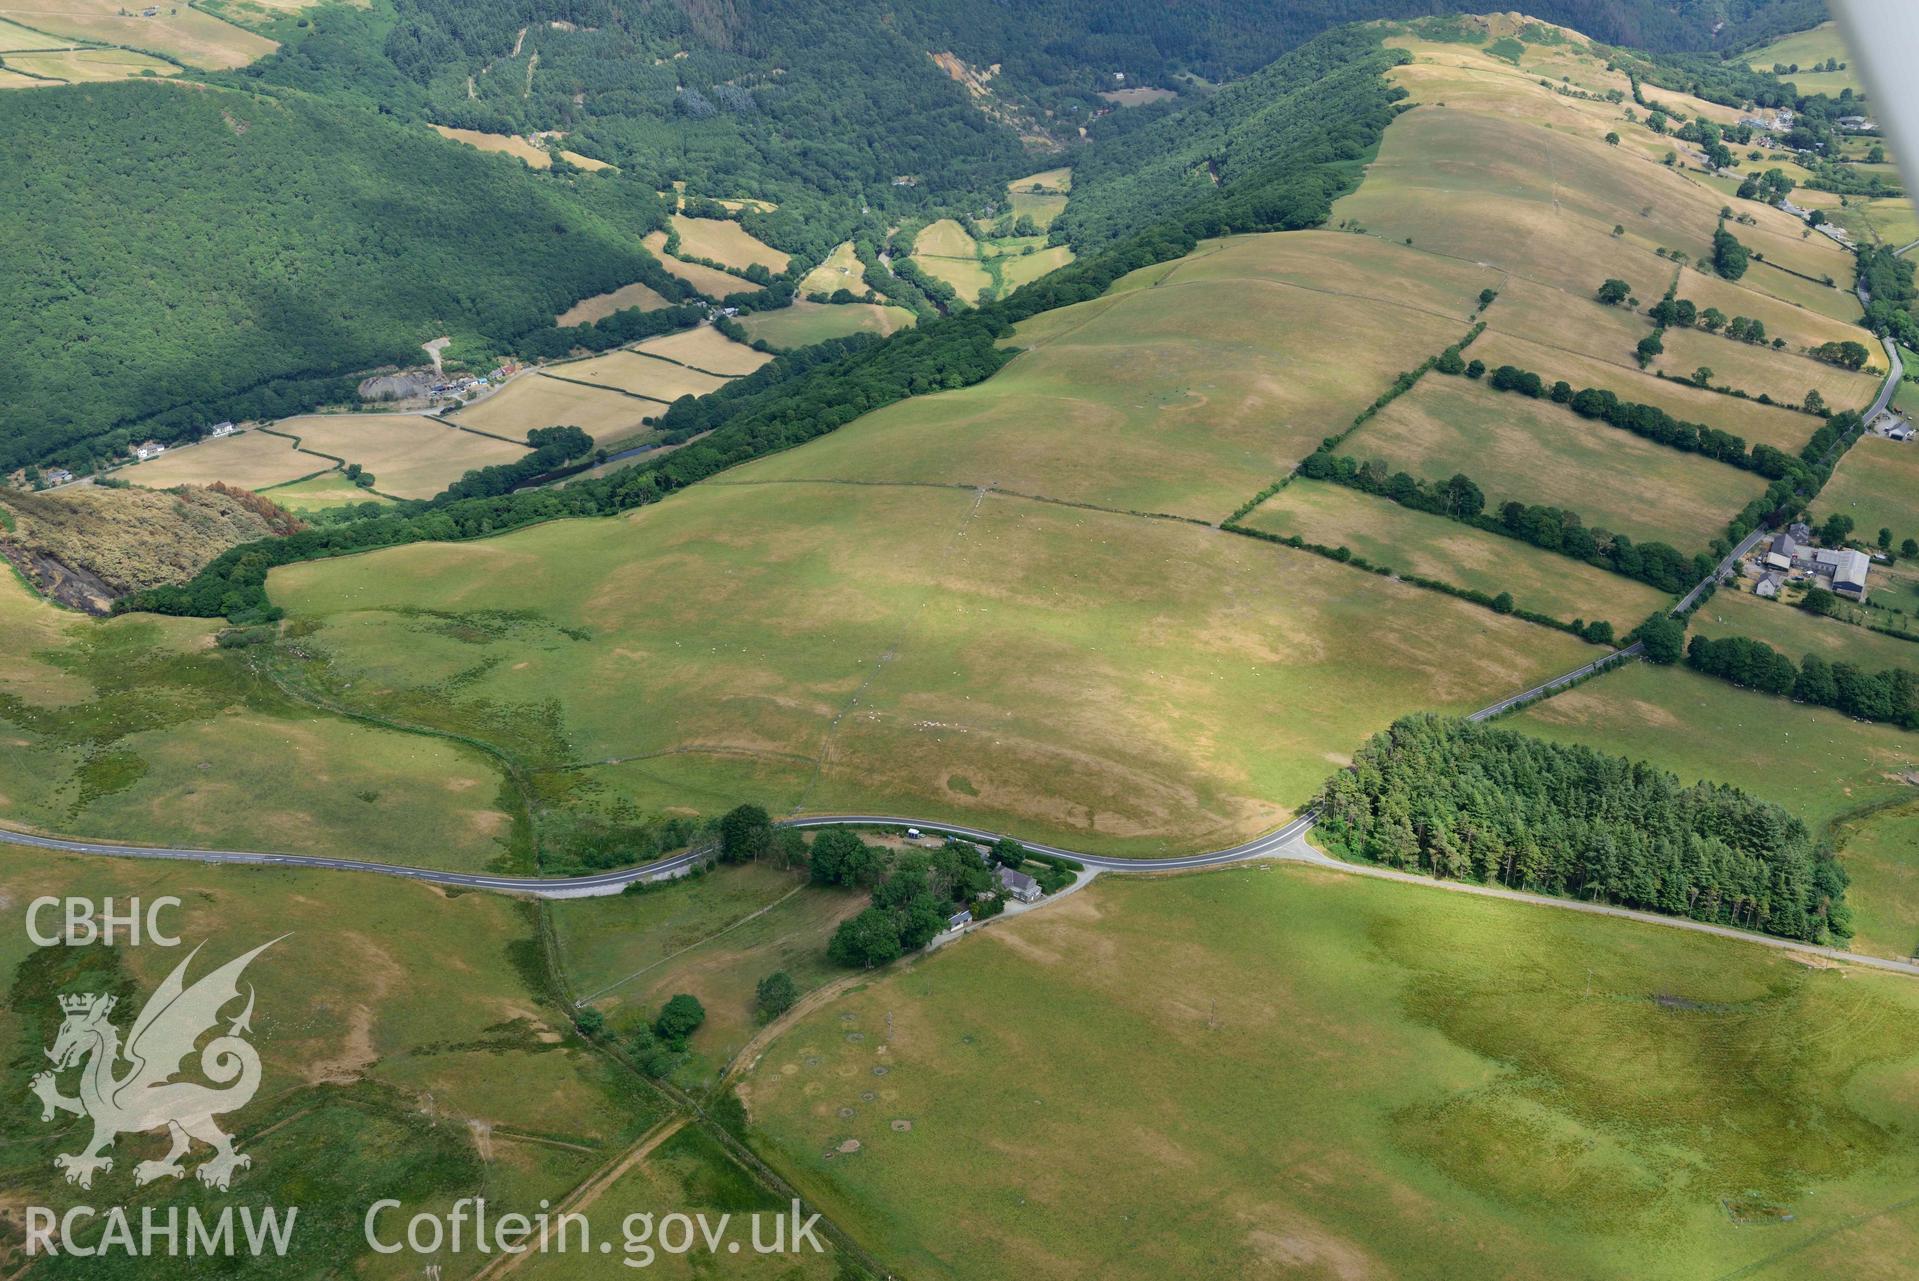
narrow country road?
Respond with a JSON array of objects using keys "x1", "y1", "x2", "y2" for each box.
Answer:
[{"x1": 0, "y1": 326, "x2": 1907, "y2": 972}]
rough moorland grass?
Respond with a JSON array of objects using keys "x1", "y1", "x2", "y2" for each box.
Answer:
[
  {"x1": 1344, "y1": 373, "x2": 1765, "y2": 552},
  {"x1": 1693, "y1": 587, "x2": 1919, "y2": 677},
  {"x1": 1818, "y1": 434, "x2": 1919, "y2": 546},
  {"x1": 741, "y1": 864, "x2": 1919, "y2": 1281},
  {"x1": 734, "y1": 231, "x2": 1495, "y2": 521},
  {"x1": 273, "y1": 413, "x2": 530, "y2": 499},
  {"x1": 669, "y1": 213, "x2": 790, "y2": 274},
  {"x1": 269, "y1": 481, "x2": 1593, "y2": 857},
  {"x1": 553, "y1": 861, "x2": 865, "y2": 1083},
  {"x1": 454, "y1": 373, "x2": 654, "y2": 443},
  {"x1": 0, "y1": 846, "x2": 677, "y2": 1279},
  {"x1": 1244, "y1": 478, "x2": 1671, "y2": 631},
  {"x1": 738, "y1": 301, "x2": 915, "y2": 349},
  {"x1": 0, "y1": 571, "x2": 516, "y2": 869},
  {"x1": 118, "y1": 429, "x2": 324, "y2": 491}
]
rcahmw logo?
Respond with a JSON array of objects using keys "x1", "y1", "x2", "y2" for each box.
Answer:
[{"x1": 25, "y1": 935, "x2": 299, "y2": 1259}]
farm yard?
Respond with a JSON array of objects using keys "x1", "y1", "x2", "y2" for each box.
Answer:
[
  {"x1": 1243, "y1": 478, "x2": 1672, "y2": 632},
  {"x1": 740, "y1": 864, "x2": 1919, "y2": 1281}
]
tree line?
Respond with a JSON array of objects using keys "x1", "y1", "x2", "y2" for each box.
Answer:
[
  {"x1": 1315, "y1": 714, "x2": 1851, "y2": 944},
  {"x1": 1685, "y1": 633, "x2": 1919, "y2": 730}
]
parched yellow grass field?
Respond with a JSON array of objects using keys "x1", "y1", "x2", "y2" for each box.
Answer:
[
  {"x1": 914, "y1": 219, "x2": 993, "y2": 301},
  {"x1": 1011, "y1": 166, "x2": 1071, "y2": 193},
  {"x1": 555, "y1": 280, "x2": 673, "y2": 326},
  {"x1": 431, "y1": 124, "x2": 551, "y2": 167},
  {"x1": 739, "y1": 301, "x2": 916, "y2": 349},
  {"x1": 668, "y1": 213, "x2": 789, "y2": 273},
  {"x1": 0, "y1": 0, "x2": 273, "y2": 67},
  {"x1": 799, "y1": 241, "x2": 871, "y2": 296},
  {"x1": 642, "y1": 230, "x2": 762, "y2": 298},
  {"x1": 1469, "y1": 327, "x2": 1825, "y2": 454},
  {"x1": 1345, "y1": 374, "x2": 1765, "y2": 551},
  {"x1": 271, "y1": 479, "x2": 1593, "y2": 857},
  {"x1": 630, "y1": 324, "x2": 773, "y2": 376},
  {"x1": 119, "y1": 429, "x2": 325, "y2": 491},
  {"x1": 0, "y1": 44, "x2": 175, "y2": 82},
  {"x1": 736, "y1": 231, "x2": 1497, "y2": 520},
  {"x1": 452, "y1": 373, "x2": 655, "y2": 444},
  {"x1": 1653, "y1": 324, "x2": 1881, "y2": 413},
  {"x1": 998, "y1": 244, "x2": 1075, "y2": 291},
  {"x1": 1244, "y1": 478, "x2": 1672, "y2": 631},
  {"x1": 549, "y1": 350, "x2": 731, "y2": 403},
  {"x1": 271, "y1": 413, "x2": 529, "y2": 500}
]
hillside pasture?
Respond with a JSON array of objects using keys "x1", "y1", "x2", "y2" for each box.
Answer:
[
  {"x1": 1244, "y1": 479, "x2": 1671, "y2": 631},
  {"x1": 1819, "y1": 435, "x2": 1919, "y2": 546},
  {"x1": 1746, "y1": 22, "x2": 1866, "y2": 97},
  {"x1": 736, "y1": 232, "x2": 1496, "y2": 521},
  {"x1": 1693, "y1": 587, "x2": 1919, "y2": 678},
  {"x1": 555, "y1": 280, "x2": 673, "y2": 326},
  {"x1": 913, "y1": 219, "x2": 993, "y2": 301},
  {"x1": 430, "y1": 124, "x2": 555, "y2": 167},
  {"x1": 270, "y1": 412, "x2": 530, "y2": 499},
  {"x1": 0, "y1": 571, "x2": 518, "y2": 869},
  {"x1": 549, "y1": 350, "x2": 731, "y2": 403},
  {"x1": 630, "y1": 324, "x2": 773, "y2": 376},
  {"x1": 1469, "y1": 327, "x2": 1824, "y2": 453},
  {"x1": 0, "y1": 845, "x2": 691, "y2": 1278},
  {"x1": 742, "y1": 864, "x2": 1919, "y2": 1280},
  {"x1": 668, "y1": 213, "x2": 789, "y2": 273},
  {"x1": 453, "y1": 373, "x2": 656, "y2": 444},
  {"x1": 0, "y1": 45, "x2": 177, "y2": 82},
  {"x1": 799, "y1": 240, "x2": 870, "y2": 295},
  {"x1": 1652, "y1": 323, "x2": 1881, "y2": 414},
  {"x1": 118, "y1": 428, "x2": 323, "y2": 491},
  {"x1": 738, "y1": 301, "x2": 915, "y2": 349},
  {"x1": 997, "y1": 243, "x2": 1075, "y2": 291},
  {"x1": 259, "y1": 471, "x2": 394, "y2": 511},
  {"x1": 642, "y1": 231, "x2": 762, "y2": 298},
  {"x1": 269, "y1": 480, "x2": 1592, "y2": 857},
  {"x1": 0, "y1": 0, "x2": 273, "y2": 67},
  {"x1": 1343, "y1": 373, "x2": 1764, "y2": 552}
]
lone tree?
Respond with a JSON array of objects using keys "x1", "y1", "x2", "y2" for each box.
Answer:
[
  {"x1": 1604, "y1": 131, "x2": 1620, "y2": 146},
  {"x1": 1596, "y1": 278, "x2": 1632, "y2": 306},
  {"x1": 755, "y1": 971, "x2": 798, "y2": 1022},
  {"x1": 719, "y1": 804, "x2": 774, "y2": 863},
  {"x1": 655, "y1": 994, "x2": 707, "y2": 1046}
]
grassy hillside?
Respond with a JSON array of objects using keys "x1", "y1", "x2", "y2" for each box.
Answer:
[
  {"x1": 741, "y1": 862, "x2": 1919, "y2": 1279},
  {"x1": 0, "y1": 81, "x2": 667, "y2": 473}
]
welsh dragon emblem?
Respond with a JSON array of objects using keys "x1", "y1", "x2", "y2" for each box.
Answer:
[{"x1": 30, "y1": 938, "x2": 281, "y2": 1191}]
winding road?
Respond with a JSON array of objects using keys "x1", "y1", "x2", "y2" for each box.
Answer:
[{"x1": 0, "y1": 293, "x2": 1910, "y2": 973}]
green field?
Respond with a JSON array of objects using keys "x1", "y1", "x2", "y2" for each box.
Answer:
[
  {"x1": 260, "y1": 470, "x2": 396, "y2": 511},
  {"x1": 737, "y1": 231, "x2": 1494, "y2": 521},
  {"x1": 0, "y1": 571, "x2": 517, "y2": 870},
  {"x1": 1745, "y1": 21, "x2": 1866, "y2": 96},
  {"x1": 1694, "y1": 587, "x2": 1919, "y2": 677},
  {"x1": 1243, "y1": 478, "x2": 1672, "y2": 631},
  {"x1": 268, "y1": 479, "x2": 1594, "y2": 857},
  {"x1": 741, "y1": 863, "x2": 1919, "y2": 1280},
  {"x1": 0, "y1": 846, "x2": 671, "y2": 1279},
  {"x1": 1344, "y1": 374, "x2": 1765, "y2": 553},
  {"x1": 1819, "y1": 435, "x2": 1919, "y2": 548},
  {"x1": 554, "y1": 861, "x2": 866, "y2": 1087},
  {"x1": 738, "y1": 301, "x2": 915, "y2": 349}
]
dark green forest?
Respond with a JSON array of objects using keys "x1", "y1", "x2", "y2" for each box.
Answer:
[
  {"x1": 0, "y1": 83, "x2": 672, "y2": 474},
  {"x1": 1316, "y1": 715, "x2": 1851, "y2": 943}
]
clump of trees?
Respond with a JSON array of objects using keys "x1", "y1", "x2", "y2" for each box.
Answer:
[
  {"x1": 1811, "y1": 339, "x2": 1871, "y2": 370},
  {"x1": 1315, "y1": 715, "x2": 1851, "y2": 943},
  {"x1": 826, "y1": 831, "x2": 997, "y2": 968},
  {"x1": 1712, "y1": 226, "x2": 1751, "y2": 280},
  {"x1": 1686, "y1": 634, "x2": 1919, "y2": 730}
]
